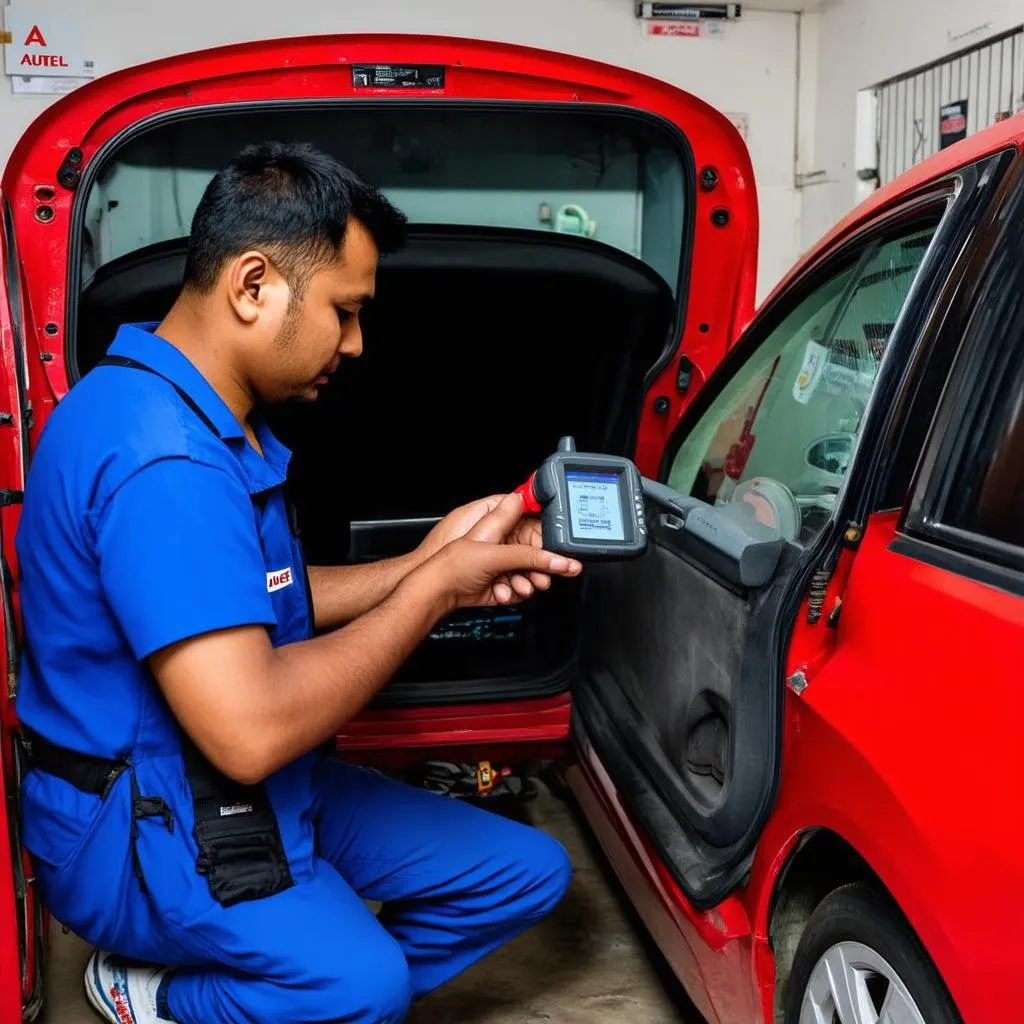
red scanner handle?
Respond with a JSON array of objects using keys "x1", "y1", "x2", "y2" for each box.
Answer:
[{"x1": 514, "y1": 472, "x2": 543, "y2": 515}]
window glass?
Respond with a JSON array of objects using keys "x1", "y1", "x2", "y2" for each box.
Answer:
[
  {"x1": 81, "y1": 106, "x2": 686, "y2": 293},
  {"x1": 938, "y1": 373, "x2": 1024, "y2": 549},
  {"x1": 667, "y1": 221, "x2": 939, "y2": 545}
]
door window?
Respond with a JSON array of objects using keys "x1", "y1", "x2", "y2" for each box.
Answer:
[{"x1": 666, "y1": 219, "x2": 940, "y2": 545}]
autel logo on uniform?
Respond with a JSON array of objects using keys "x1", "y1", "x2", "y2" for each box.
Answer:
[{"x1": 267, "y1": 568, "x2": 293, "y2": 592}]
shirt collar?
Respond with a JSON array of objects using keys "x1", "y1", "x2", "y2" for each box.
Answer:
[
  {"x1": 107, "y1": 322, "x2": 292, "y2": 492},
  {"x1": 107, "y1": 323, "x2": 246, "y2": 441}
]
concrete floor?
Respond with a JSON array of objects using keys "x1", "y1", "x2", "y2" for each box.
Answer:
[{"x1": 38, "y1": 780, "x2": 699, "y2": 1024}]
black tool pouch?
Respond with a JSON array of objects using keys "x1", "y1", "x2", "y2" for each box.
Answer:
[{"x1": 181, "y1": 739, "x2": 294, "y2": 908}]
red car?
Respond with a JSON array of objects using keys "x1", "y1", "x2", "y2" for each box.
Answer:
[{"x1": 1, "y1": 33, "x2": 1021, "y2": 1024}]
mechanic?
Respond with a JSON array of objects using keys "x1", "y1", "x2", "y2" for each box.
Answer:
[{"x1": 13, "y1": 141, "x2": 581, "y2": 1024}]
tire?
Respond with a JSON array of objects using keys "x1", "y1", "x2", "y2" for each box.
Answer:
[{"x1": 785, "y1": 882, "x2": 962, "y2": 1024}]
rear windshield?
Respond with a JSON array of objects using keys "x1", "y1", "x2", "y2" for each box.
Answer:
[{"x1": 81, "y1": 105, "x2": 688, "y2": 293}]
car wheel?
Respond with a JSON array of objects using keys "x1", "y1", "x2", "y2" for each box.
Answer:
[{"x1": 785, "y1": 882, "x2": 962, "y2": 1024}]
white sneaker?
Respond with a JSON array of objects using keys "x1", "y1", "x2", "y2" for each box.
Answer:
[{"x1": 84, "y1": 948, "x2": 170, "y2": 1023}]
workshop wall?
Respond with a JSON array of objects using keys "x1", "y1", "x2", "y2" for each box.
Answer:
[
  {"x1": 804, "y1": 0, "x2": 1024, "y2": 253},
  {"x1": 0, "y1": 0, "x2": 802, "y2": 302}
]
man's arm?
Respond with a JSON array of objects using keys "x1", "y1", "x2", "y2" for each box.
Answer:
[
  {"x1": 150, "y1": 499, "x2": 579, "y2": 783},
  {"x1": 150, "y1": 568, "x2": 445, "y2": 783},
  {"x1": 305, "y1": 558, "x2": 416, "y2": 631},
  {"x1": 94, "y1": 465, "x2": 578, "y2": 785}
]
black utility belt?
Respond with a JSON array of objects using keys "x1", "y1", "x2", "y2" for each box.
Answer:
[
  {"x1": 20, "y1": 725, "x2": 296, "y2": 909},
  {"x1": 19, "y1": 727, "x2": 127, "y2": 798}
]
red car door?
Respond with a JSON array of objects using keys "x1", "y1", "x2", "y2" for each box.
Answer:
[{"x1": 0, "y1": 34, "x2": 759, "y2": 768}]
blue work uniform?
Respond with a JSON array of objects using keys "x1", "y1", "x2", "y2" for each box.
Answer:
[{"x1": 14, "y1": 323, "x2": 571, "y2": 1024}]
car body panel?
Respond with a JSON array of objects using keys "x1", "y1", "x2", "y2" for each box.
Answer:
[{"x1": 0, "y1": 191, "x2": 36, "y2": 1021}]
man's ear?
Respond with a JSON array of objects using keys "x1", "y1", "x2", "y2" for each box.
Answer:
[{"x1": 225, "y1": 251, "x2": 279, "y2": 325}]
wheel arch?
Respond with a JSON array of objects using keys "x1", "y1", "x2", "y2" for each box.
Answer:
[
  {"x1": 767, "y1": 828, "x2": 881, "y2": 1020},
  {"x1": 765, "y1": 826, "x2": 966, "y2": 1023}
]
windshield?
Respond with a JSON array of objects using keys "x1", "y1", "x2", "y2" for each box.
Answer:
[{"x1": 81, "y1": 105, "x2": 688, "y2": 293}]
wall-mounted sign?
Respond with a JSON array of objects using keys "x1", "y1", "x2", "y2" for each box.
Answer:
[
  {"x1": 939, "y1": 100, "x2": 968, "y2": 149},
  {"x1": 646, "y1": 19, "x2": 727, "y2": 37},
  {"x1": 647, "y1": 21, "x2": 701, "y2": 36},
  {"x1": 3, "y1": 7, "x2": 92, "y2": 78}
]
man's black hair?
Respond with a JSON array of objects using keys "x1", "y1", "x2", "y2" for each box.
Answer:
[{"x1": 182, "y1": 141, "x2": 408, "y2": 294}]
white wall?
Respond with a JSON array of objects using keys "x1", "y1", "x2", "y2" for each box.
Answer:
[
  {"x1": 1, "y1": 0, "x2": 804, "y2": 302},
  {"x1": 803, "y1": 0, "x2": 1024, "y2": 252}
]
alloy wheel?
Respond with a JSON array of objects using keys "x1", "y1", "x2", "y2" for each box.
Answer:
[{"x1": 799, "y1": 940, "x2": 929, "y2": 1024}]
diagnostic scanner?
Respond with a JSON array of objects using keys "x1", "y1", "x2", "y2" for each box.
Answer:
[
  {"x1": 515, "y1": 438, "x2": 788, "y2": 587},
  {"x1": 514, "y1": 437, "x2": 648, "y2": 561}
]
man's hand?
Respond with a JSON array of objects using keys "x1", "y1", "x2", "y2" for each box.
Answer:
[
  {"x1": 416, "y1": 495, "x2": 505, "y2": 557},
  {"x1": 417, "y1": 494, "x2": 549, "y2": 601},
  {"x1": 409, "y1": 494, "x2": 581, "y2": 610}
]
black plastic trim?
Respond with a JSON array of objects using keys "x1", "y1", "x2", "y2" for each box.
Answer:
[
  {"x1": 572, "y1": 516, "x2": 836, "y2": 905},
  {"x1": 856, "y1": 149, "x2": 1016, "y2": 524},
  {"x1": 2, "y1": 197, "x2": 32, "y2": 473},
  {"x1": 571, "y1": 689, "x2": 755, "y2": 909},
  {"x1": 902, "y1": 150, "x2": 1024, "y2": 568}
]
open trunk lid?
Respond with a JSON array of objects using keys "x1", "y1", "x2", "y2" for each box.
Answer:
[{"x1": 0, "y1": 35, "x2": 758, "y2": 755}]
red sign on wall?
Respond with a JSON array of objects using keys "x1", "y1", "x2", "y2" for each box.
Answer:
[
  {"x1": 939, "y1": 100, "x2": 968, "y2": 148},
  {"x1": 647, "y1": 21, "x2": 702, "y2": 36}
]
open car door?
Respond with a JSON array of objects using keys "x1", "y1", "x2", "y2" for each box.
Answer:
[
  {"x1": 2, "y1": 34, "x2": 759, "y2": 766},
  {"x1": 563, "y1": 149, "x2": 1007, "y2": 1022}
]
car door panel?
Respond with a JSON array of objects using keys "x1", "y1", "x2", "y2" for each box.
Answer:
[{"x1": 582, "y1": 532, "x2": 797, "y2": 835}]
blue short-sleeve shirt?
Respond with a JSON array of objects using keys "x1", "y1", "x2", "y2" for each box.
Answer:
[{"x1": 14, "y1": 323, "x2": 313, "y2": 760}]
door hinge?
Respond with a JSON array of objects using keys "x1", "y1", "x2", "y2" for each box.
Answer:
[{"x1": 0, "y1": 490, "x2": 24, "y2": 506}]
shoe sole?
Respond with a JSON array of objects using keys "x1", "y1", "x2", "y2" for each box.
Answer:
[{"x1": 83, "y1": 953, "x2": 119, "y2": 1024}]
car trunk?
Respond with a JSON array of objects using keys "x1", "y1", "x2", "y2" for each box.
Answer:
[{"x1": 69, "y1": 103, "x2": 681, "y2": 707}]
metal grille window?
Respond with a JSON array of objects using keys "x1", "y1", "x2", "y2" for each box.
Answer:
[{"x1": 873, "y1": 26, "x2": 1024, "y2": 186}]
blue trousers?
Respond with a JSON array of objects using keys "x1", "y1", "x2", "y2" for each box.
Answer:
[{"x1": 148, "y1": 760, "x2": 571, "y2": 1023}]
